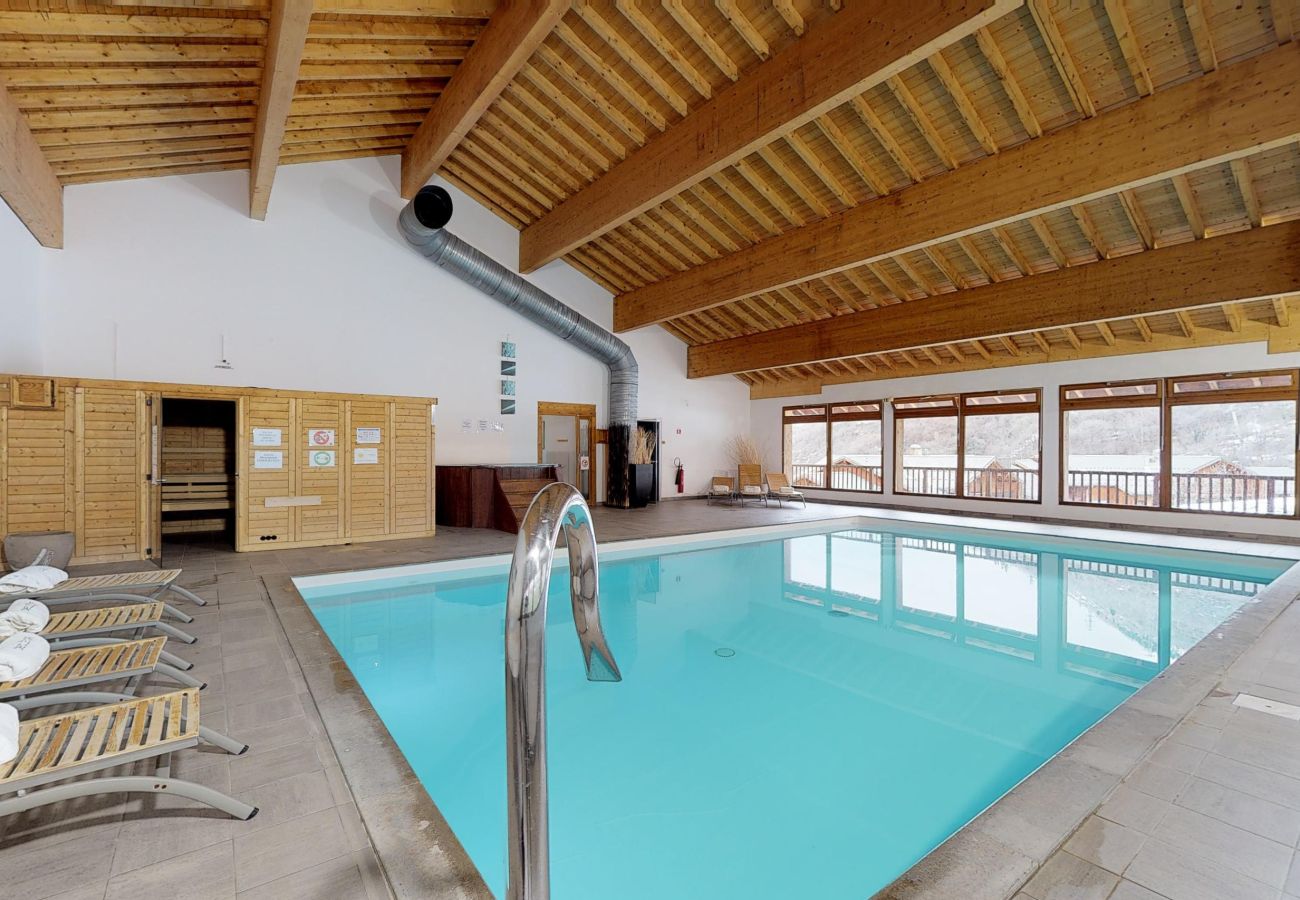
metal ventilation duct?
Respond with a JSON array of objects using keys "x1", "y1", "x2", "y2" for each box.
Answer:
[{"x1": 398, "y1": 186, "x2": 639, "y2": 506}]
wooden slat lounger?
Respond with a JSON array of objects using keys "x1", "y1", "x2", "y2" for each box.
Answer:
[
  {"x1": 0, "y1": 688, "x2": 257, "y2": 821},
  {"x1": 32, "y1": 601, "x2": 198, "y2": 645},
  {"x1": 8, "y1": 570, "x2": 208, "y2": 624},
  {"x1": 0, "y1": 637, "x2": 202, "y2": 701}
]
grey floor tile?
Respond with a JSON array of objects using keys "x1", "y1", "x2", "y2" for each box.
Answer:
[
  {"x1": 235, "y1": 852, "x2": 367, "y2": 900},
  {"x1": 232, "y1": 807, "x2": 351, "y2": 893},
  {"x1": 1175, "y1": 776, "x2": 1300, "y2": 846},
  {"x1": 236, "y1": 770, "x2": 336, "y2": 835},
  {"x1": 104, "y1": 842, "x2": 235, "y2": 900},
  {"x1": 0, "y1": 830, "x2": 117, "y2": 900},
  {"x1": 1021, "y1": 850, "x2": 1117, "y2": 899},
  {"x1": 1098, "y1": 786, "x2": 1171, "y2": 835},
  {"x1": 1062, "y1": 815, "x2": 1146, "y2": 875},
  {"x1": 1126, "y1": 838, "x2": 1276, "y2": 900},
  {"x1": 1197, "y1": 751, "x2": 1300, "y2": 811},
  {"x1": 228, "y1": 740, "x2": 326, "y2": 793},
  {"x1": 1107, "y1": 880, "x2": 1168, "y2": 900},
  {"x1": 1152, "y1": 804, "x2": 1293, "y2": 887}
]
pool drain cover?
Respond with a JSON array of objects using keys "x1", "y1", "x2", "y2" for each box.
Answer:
[{"x1": 714, "y1": 648, "x2": 735, "y2": 658}]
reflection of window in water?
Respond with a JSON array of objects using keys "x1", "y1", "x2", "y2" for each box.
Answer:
[
  {"x1": 1065, "y1": 560, "x2": 1159, "y2": 663},
  {"x1": 786, "y1": 535, "x2": 827, "y2": 589},
  {"x1": 964, "y1": 547, "x2": 1038, "y2": 636},
  {"x1": 899, "y1": 538, "x2": 957, "y2": 617},
  {"x1": 830, "y1": 532, "x2": 882, "y2": 602},
  {"x1": 1171, "y1": 573, "x2": 1259, "y2": 657}
]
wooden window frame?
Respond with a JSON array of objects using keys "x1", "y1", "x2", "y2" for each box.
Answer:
[
  {"x1": 1059, "y1": 369, "x2": 1299, "y2": 520},
  {"x1": 893, "y1": 388, "x2": 1043, "y2": 504},
  {"x1": 781, "y1": 401, "x2": 884, "y2": 494}
]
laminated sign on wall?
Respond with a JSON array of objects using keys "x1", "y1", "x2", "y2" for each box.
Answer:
[
  {"x1": 252, "y1": 428, "x2": 282, "y2": 446},
  {"x1": 254, "y1": 451, "x2": 283, "y2": 469},
  {"x1": 309, "y1": 450, "x2": 336, "y2": 468},
  {"x1": 356, "y1": 427, "x2": 381, "y2": 444},
  {"x1": 308, "y1": 429, "x2": 335, "y2": 447},
  {"x1": 354, "y1": 448, "x2": 379, "y2": 464}
]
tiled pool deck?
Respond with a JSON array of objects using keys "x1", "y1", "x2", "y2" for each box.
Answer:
[{"x1": 1, "y1": 499, "x2": 1298, "y2": 900}]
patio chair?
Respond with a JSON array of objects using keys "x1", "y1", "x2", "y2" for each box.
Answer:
[
  {"x1": 737, "y1": 473, "x2": 768, "y2": 507},
  {"x1": 0, "y1": 637, "x2": 202, "y2": 701},
  {"x1": 0, "y1": 688, "x2": 257, "y2": 821},
  {"x1": 5, "y1": 601, "x2": 197, "y2": 646},
  {"x1": 707, "y1": 476, "x2": 736, "y2": 506},
  {"x1": 766, "y1": 473, "x2": 807, "y2": 508},
  {"x1": 7, "y1": 570, "x2": 208, "y2": 624}
]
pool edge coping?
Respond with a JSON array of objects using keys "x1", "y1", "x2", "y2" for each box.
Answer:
[{"x1": 263, "y1": 507, "x2": 1300, "y2": 900}]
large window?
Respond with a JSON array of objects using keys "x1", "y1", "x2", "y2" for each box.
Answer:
[
  {"x1": 782, "y1": 402, "x2": 883, "y2": 492},
  {"x1": 1061, "y1": 380, "x2": 1163, "y2": 508},
  {"x1": 1062, "y1": 370, "x2": 1298, "y2": 518},
  {"x1": 895, "y1": 390, "x2": 1041, "y2": 501}
]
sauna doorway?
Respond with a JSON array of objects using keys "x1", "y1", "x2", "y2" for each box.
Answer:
[
  {"x1": 538, "y1": 401, "x2": 597, "y2": 502},
  {"x1": 158, "y1": 398, "x2": 237, "y2": 556}
]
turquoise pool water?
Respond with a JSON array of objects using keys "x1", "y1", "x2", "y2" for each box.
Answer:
[{"x1": 298, "y1": 523, "x2": 1289, "y2": 899}]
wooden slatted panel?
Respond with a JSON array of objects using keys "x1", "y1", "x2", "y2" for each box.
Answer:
[
  {"x1": 346, "y1": 399, "x2": 388, "y2": 538},
  {"x1": 162, "y1": 425, "x2": 228, "y2": 475},
  {"x1": 297, "y1": 397, "x2": 343, "y2": 543},
  {"x1": 0, "y1": 688, "x2": 199, "y2": 787},
  {"x1": 391, "y1": 400, "x2": 433, "y2": 534},
  {"x1": 242, "y1": 395, "x2": 294, "y2": 546},
  {"x1": 0, "y1": 637, "x2": 164, "y2": 693},
  {"x1": 3, "y1": 399, "x2": 68, "y2": 539},
  {"x1": 42, "y1": 602, "x2": 163, "y2": 637},
  {"x1": 76, "y1": 387, "x2": 143, "y2": 561}
]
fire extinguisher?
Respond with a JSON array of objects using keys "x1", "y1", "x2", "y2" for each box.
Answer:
[{"x1": 673, "y1": 457, "x2": 685, "y2": 494}]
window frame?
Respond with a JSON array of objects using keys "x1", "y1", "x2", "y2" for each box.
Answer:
[
  {"x1": 1059, "y1": 369, "x2": 1299, "y2": 519},
  {"x1": 893, "y1": 388, "x2": 1043, "y2": 504},
  {"x1": 781, "y1": 401, "x2": 884, "y2": 494}
]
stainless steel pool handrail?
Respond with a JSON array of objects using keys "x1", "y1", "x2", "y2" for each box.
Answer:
[{"x1": 505, "y1": 483, "x2": 622, "y2": 900}]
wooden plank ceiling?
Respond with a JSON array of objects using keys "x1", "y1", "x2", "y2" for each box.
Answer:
[{"x1": 1, "y1": 0, "x2": 1298, "y2": 396}]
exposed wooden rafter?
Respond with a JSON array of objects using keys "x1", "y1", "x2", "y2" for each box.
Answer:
[
  {"x1": 687, "y1": 221, "x2": 1300, "y2": 377},
  {"x1": 0, "y1": 78, "x2": 62, "y2": 247},
  {"x1": 248, "y1": 0, "x2": 313, "y2": 220},
  {"x1": 400, "y1": 0, "x2": 567, "y2": 199},
  {"x1": 614, "y1": 44, "x2": 1300, "y2": 331},
  {"x1": 517, "y1": 0, "x2": 1019, "y2": 272}
]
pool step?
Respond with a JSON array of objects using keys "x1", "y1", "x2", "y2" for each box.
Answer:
[{"x1": 499, "y1": 476, "x2": 561, "y2": 528}]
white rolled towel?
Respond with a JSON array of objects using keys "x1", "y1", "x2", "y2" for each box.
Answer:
[
  {"x1": 0, "y1": 703, "x2": 17, "y2": 765},
  {"x1": 0, "y1": 633, "x2": 50, "y2": 682},
  {"x1": 0, "y1": 599, "x2": 50, "y2": 634},
  {"x1": 0, "y1": 565, "x2": 69, "y2": 595}
]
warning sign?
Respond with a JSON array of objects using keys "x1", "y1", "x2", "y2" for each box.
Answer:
[
  {"x1": 308, "y1": 429, "x2": 335, "y2": 447},
  {"x1": 309, "y1": 450, "x2": 336, "y2": 468}
]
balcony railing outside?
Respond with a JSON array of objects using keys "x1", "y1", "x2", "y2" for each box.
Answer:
[{"x1": 786, "y1": 463, "x2": 1296, "y2": 517}]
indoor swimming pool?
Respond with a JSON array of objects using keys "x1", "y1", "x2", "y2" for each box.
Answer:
[{"x1": 295, "y1": 521, "x2": 1292, "y2": 899}]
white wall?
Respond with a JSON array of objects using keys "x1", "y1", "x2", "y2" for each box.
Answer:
[
  {"x1": 25, "y1": 156, "x2": 749, "y2": 498},
  {"x1": 0, "y1": 203, "x2": 48, "y2": 374},
  {"x1": 751, "y1": 342, "x2": 1300, "y2": 539}
]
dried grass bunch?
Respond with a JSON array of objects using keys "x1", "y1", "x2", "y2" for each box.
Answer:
[
  {"x1": 725, "y1": 434, "x2": 763, "y2": 467},
  {"x1": 631, "y1": 427, "x2": 656, "y2": 465}
]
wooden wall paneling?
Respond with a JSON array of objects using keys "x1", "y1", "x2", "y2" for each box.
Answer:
[
  {"x1": 297, "y1": 397, "x2": 344, "y2": 544},
  {"x1": 392, "y1": 401, "x2": 433, "y2": 534},
  {"x1": 75, "y1": 387, "x2": 142, "y2": 563},
  {"x1": 0, "y1": 407, "x2": 7, "y2": 547},
  {"x1": 235, "y1": 396, "x2": 249, "y2": 552},
  {"x1": 242, "y1": 395, "x2": 295, "y2": 548},
  {"x1": 346, "y1": 399, "x2": 389, "y2": 538}
]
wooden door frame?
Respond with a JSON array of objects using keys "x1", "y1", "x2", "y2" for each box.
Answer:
[
  {"x1": 158, "y1": 393, "x2": 242, "y2": 556},
  {"x1": 537, "y1": 401, "x2": 597, "y2": 500}
]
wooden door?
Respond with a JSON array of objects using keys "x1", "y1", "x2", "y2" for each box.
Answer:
[
  {"x1": 391, "y1": 401, "x2": 434, "y2": 535},
  {"x1": 143, "y1": 391, "x2": 162, "y2": 563},
  {"x1": 345, "y1": 399, "x2": 390, "y2": 538}
]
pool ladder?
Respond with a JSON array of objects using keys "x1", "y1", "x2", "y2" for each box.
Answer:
[{"x1": 505, "y1": 482, "x2": 622, "y2": 900}]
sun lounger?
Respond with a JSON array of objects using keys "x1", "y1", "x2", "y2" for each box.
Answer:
[
  {"x1": 7, "y1": 570, "x2": 207, "y2": 624},
  {"x1": 0, "y1": 637, "x2": 202, "y2": 701},
  {"x1": 738, "y1": 476, "x2": 768, "y2": 506},
  {"x1": 0, "y1": 688, "x2": 257, "y2": 821},
  {"x1": 766, "y1": 473, "x2": 807, "y2": 508},
  {"x1": 4, "y1": 600, "x2": 197, "y2": 646},
  {"x1": 707, "y1": 476, "x2": 736, "y2": 506}
]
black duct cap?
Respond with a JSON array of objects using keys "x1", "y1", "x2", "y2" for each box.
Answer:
[{"x1": 412, "y1": 185, "x2": 454, "y2": 230}]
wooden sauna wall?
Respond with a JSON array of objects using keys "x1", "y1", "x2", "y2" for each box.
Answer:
[
  {"x1": 0, "y1": 377, "x2": 150, "y2": 565},
  {"x1": 0, "y1": 374, "x2": 437, "y2": 564}
]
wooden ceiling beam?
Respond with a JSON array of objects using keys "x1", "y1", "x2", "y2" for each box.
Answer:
[
  {"x1": 400, "y1": 0, "x2": 566, "y2": 199},
  {"x1": 687, "y1": 221, "x2": 1300, "y2": 377},
  {"x1": 0, "y1": 78, "x2": 62, "y2": 248},
  {"x1": 517, "y1": 0, "x2": 1018, "y2": 271},
  {"x1": 614, "y1": 45, "x2": 1300, "y2": 330},
  {"x1": 248, "y1": 0, "x2": 313, "y2": 220}
]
